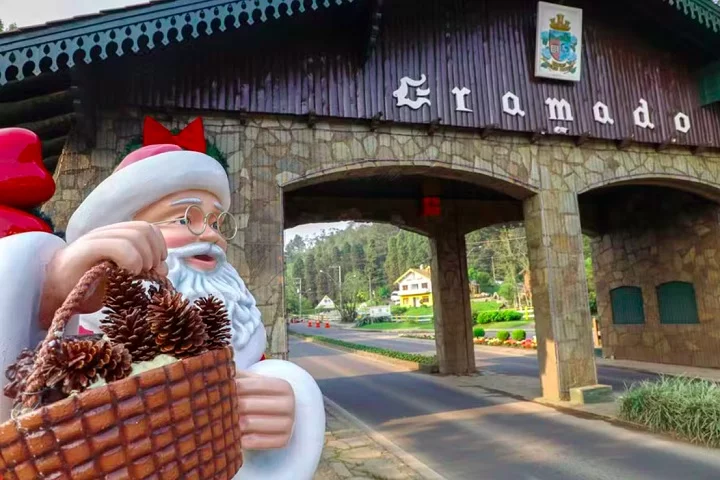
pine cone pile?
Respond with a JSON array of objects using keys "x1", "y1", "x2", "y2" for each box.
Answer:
[{"x1": 3, "y1": 268, "x2": 233, "y2": 408}]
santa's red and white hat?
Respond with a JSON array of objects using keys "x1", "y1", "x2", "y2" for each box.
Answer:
[{"x1": 66, "y1": 144, "x2": 231, "y2": 243}]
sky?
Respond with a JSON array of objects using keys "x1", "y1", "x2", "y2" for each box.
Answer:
[
  {"x1": 283, "y1": 222, "x2": 354, "y2": 247},
  {"x1": 0, "y1": 0, "x2": 145, "y2": 27},
  {"x1": 2, "y1": 3, "x2": 360, "y2": 246}
]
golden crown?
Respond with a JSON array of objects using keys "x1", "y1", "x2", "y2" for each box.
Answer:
[{"x1": 549, "y1": 14, "x2": 571, "y2": 32}]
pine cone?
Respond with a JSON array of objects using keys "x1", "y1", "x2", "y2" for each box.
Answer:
[
  {"x1": 102, "y1": 344, "x2": 133, "y2": 382},
  {"x1": 103, "y1": 268, "x2": 149, "y2": 317},
  {"x1": 4, "y1": 348, "x2": 37, "y2": 400},
  {"x1": 42, "y1": 338, "x2": 114, "y2": 394},
  {"x1": 195, "y1": 296, "x2": 231, "y2": 350},
  {"x1": 101, "y1": 307, "x2": 158, "y2": 361},
  {"x1": 148, "y1": 290, "x2": 208, "y2": 358}
]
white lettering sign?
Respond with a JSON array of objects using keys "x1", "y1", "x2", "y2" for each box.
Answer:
[
  {"x1": 392, "y1": 74, "x2": 696, "y2": 139},
  {"x1": 674, "y1": 112, "x2": 691, "y2": 133},
  {"x1": 633, "y1": 99, "x2": 655, "y2": 130},
  {"x1": 452, "y1": 87, "x2": 473, "y2": 112},
  {"x1": 393, "y1": 75, "x2": 431, "y2": 110},
  {"x1": 545, "y1": 97, "x2": 574, "y2": 121},
  {"x1": 502, "y1": 91, "x2": 526, "y2": 117},
  {"x1": 593, "y1": 101, "x2": 614, "y2": 125}
]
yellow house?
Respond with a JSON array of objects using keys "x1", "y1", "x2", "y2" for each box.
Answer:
[{"x1": 394, "y1": 267, "x2": 433, "y2": 307}]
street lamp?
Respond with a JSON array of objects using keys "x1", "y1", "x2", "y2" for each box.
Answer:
[
  {"x1": 330, "y1": 265, "x2": 342, "y2": 307},
  {"x1": 320, "y1": 267, "x2": 342, "y2": 307}
]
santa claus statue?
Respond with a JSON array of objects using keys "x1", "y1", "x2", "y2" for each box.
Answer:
[{"x1": 0, "y1": 126, "x2": 324, "y2": 479}]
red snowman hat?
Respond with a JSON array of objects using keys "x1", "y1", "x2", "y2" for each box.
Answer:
[{"x1": 66, "y1": 143, "x2": 231, "y2": 243}]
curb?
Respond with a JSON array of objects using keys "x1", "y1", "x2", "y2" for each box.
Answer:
[
  {"x1": 323, "y1": 396, "x2": 447, "y2": 480},
  {"x1": 293, "y1": 334, "x2": 439, "y2": 373}
]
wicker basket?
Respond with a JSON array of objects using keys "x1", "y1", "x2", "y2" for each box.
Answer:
[{"x1": 0, "y1": 262, "x2": 243, "y2": 480}]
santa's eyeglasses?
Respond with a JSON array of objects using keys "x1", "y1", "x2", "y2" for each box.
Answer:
[{"x1": 152, "y1": 205, "x2": 238, "y2": 241}]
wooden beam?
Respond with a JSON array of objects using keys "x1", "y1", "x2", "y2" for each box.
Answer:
[
  {"x1": 42, "y1": 136, "x2": 68, "y2": 157},
  {"x1": 16, "y1": 112, "x2": 76, "y2": 138},
  {"x1": 0, "y1": 89, "x2": 76, "y2": 127},
  {"x1": 43, "y1": 155, "x2": 60, "y2": 174},
  {"x1": 0, "y1": 72, "x2": 71, "y2": 102}
]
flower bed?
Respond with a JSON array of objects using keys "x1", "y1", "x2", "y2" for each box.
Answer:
[
  {"x1": 473, "y1": 336, "x2": 537, "y2": 350},
  {"x1": 398, "y1": 333, "x2": 435, "y2": 340}
]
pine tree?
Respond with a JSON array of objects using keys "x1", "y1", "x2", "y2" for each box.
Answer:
[
  {"x1": 365, "y1": 239, "x2": 384, "y2": 299},
  {"x1": 305, "y1": 253, "x2": 318, "y2": 305},
  {"x1": 385, "y1": 236, "x2": 400, "y2": 286},
  {"x1": 398, "y1": 233, "x2": 412, "y2": 271},
  {"x1": 352, "y1": 243, "x2": 366, "y2": 273}
]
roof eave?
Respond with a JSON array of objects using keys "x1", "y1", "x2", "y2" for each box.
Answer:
[{"x1": 0, "y1": 0, "x2": 355, "y2": 86}]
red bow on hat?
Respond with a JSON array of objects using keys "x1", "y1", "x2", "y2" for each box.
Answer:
[{"x1": 142, "y1": 116, "x2": 207, "y2": 153}]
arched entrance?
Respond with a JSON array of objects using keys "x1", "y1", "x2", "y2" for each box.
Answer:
[
  {"x1": 579, "y1": 178, "x2": 720, "y2": 368},
  {"x1": 282, "y1": 164, "x2": 530, "y2": 377}
]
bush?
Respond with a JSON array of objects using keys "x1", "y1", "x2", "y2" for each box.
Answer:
[
  {"x1": 511, "y1": 329, "x2": 526, "y2": 341},
  {"x1": 496, "y1": 330, "x2": 510, "y2": 341},
  {"x1": 475, "y1": 310, "x2": 524, "y2": 324},
  {"x1": 619, "y1": 376, "x2": 720, "y2": 448},
  {"x1": 473, "y1": 327, "x2": 485, "y2": 338},
  {"x1": 391, "y1": 306, "x2": 409, "y2": 315}
]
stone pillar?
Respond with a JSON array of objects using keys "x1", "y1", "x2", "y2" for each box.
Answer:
[
  {"x1": 429, "y1": 213, "x2": 476, "y2": 375},
  {"x1": 523, "y1": 190, "x2": 598, "y2": 401}
]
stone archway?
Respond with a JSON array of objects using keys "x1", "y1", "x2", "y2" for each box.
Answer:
[
  {"x1": 282, "y1": 164, "x2": 532, "y2": 376},
  {"x1": 579, "y1": 177, "x2": 720, "y2": 368}
]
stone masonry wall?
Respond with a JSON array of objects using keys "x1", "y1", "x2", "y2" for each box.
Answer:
[
  {"x1": 591, "y1": 188, "x2": 720, "y2": 367},
  {"x1": 45, "y1": 109, "x2": 720, "y2": 367}
]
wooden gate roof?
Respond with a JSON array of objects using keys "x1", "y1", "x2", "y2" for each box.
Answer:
[{"x1": 0, "y1": 0, "x2": 355, "y2": 85}]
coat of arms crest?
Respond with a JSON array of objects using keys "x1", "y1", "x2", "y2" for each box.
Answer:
[
  {"x1": 535, "y1": 2, "x2": 583, "y2": 82},
  {"x1": 540, "y1": 14, "x2": 577, "y2": 73}
]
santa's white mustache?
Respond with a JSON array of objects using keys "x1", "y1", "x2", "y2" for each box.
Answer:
[{"x1": 167, "y1": 242, "x2": 227, "y2": 263}]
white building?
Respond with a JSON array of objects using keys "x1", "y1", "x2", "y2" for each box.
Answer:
[{"x1": 316, "y1": 295, "x2": 336, "y2": 310}]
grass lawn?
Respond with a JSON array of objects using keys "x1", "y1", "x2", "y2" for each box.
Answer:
[
  {"x1": 399, "y1": 301, "x2": 500, "y2": 318},
  {"x1": 358, "y1": 319, "x2": 533, "y2": 331}
]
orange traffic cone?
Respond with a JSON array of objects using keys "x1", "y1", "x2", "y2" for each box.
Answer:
[
  {"x1": 325, "y1": 322, "x2": 330, "y2": 329},
  {"x1": 315, "y1": 321, "x2": 321, "y2": 328},
  {"x1": 307, "y1": 321, "x2": 312, "y2": 328}
]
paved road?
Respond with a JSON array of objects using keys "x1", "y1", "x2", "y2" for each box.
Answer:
[
  {"x1": 290, "y1": 337, "x2": 720, "y2": 480},
  {"x1": 289, "y1": 324, "x2": 658, "y2": 391}
]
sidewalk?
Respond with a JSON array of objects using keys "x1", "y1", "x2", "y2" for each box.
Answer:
[{"x1": 317, "y1": 397, "x2": 443, "y2": 480}]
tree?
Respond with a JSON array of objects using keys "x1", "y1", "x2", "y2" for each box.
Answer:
[
  {"x1": 365, "y1": 239, "x2": 384, "y2": 298},
  {"x1": 584, "y1": 235, "x2": 597, "y2": 314},
  {"x1": 385, "y1": 236, "x2": 400, "y2": 286},
  {"x1": 338, "y1": 273, "x2": 366, "y2": 323},
  {"x1": 305, "y1": 253, "x2": 318, "y2": 306},
  {"x1": 352, "y1": 243, "x2": 366, "y2": 273},
  {"x1": 316, "y1": 269, "x2": 330, "y2": 302},
  {"x1": 469, "y1": 268, "x2": 497, "y2": 294},
  {"x1": 397, "y1": 234, "x2": 411, "y2": 271},
  {"x1": 0, "y1": 20, "x2": 18, "y2": 33},
  {"x1": 284, "y1": 235, "x2": 306, "y2": 264}
]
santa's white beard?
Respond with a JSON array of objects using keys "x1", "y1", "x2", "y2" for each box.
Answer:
[
  {"x1": 164, "y1": 242, "x2": 263, "y2": 353},
  {"x1": 77, "y1": 242, "x2": 263, "y2": 355}
]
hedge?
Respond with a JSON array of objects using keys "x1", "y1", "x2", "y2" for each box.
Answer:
[
  {"x1": 296, "y1": 333, "x2": 437, "y2": 365},
  {"x1": 475, "y1": 310, "x2": 524, "y2": 324},
  {"x1": 511, "y1": 329, "x2": 526, "y2": 341},
  {"x1": 473, "y1": 326, "x2": 485, "y2": 338}
]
